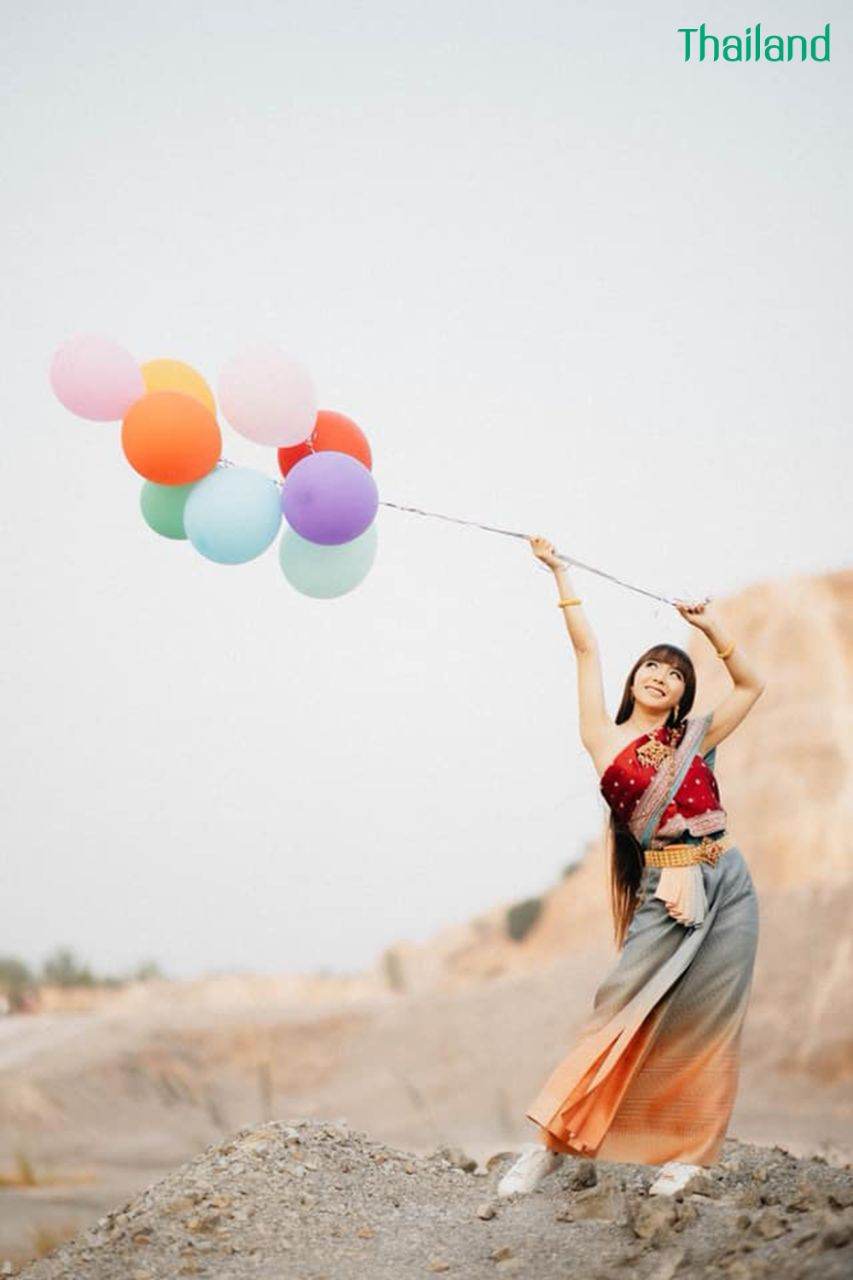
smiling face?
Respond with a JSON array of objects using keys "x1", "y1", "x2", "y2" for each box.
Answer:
[
  {"x1": 615, "y1": 644, "x2": 696, "y2": 729},
  {"x1": 631, "y1": 656, "x2": 686, "y2": 716}
]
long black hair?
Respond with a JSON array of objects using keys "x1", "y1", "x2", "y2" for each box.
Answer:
[{"x1": 607, "y1": 644, "x2": 697, "y2": 948}]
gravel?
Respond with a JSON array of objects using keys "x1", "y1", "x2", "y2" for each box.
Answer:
[{"x1": 10, "y1": 1121, "x2": 853, "y2": 1279}]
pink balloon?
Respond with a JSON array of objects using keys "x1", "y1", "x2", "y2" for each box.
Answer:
[
  {"x1": 50, "y1": 334, "x2": 145, "y2": 421},
  {"x1": 218, "y1": 345, "x2": 317, "y2": 447}
]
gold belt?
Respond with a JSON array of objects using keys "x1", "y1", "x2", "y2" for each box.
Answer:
[{"x1": 645, "y1": 835, "x2": 731, "y2": 868}]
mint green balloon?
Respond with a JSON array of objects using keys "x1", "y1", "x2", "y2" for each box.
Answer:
[
  {"x1": 279, "y1": 522, "x2": 378, "y2": 598},
  {"x1": 140, "y1": 481, "x2": 195, "y2": 540}
]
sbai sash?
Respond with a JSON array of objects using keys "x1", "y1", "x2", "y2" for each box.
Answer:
[{"x1": 629, "y1": 712, "x2": 715, "y2": 927}]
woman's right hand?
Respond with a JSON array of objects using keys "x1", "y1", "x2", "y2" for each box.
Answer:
[{"x1": 529, "y1": 536, "x2": 564, "y2": 571}]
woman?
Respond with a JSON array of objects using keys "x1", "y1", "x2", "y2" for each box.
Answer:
[{"x1": 498, "y1": 536, "x2": 764, "y2": 1199}]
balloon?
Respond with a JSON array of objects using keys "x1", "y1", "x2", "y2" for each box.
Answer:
[
  {"x1": 279, "y1": 523, "x2": 378, "y2": 598},
  {"x1": 218, "y1": 345, "x2": 317, "y2": 447},
  {"x1": 276, "y1": 439, "x2": 314, "y2": 478},
  {"x1": 314, "y1": 410, "x2": 372, "y2": 468},
  {"x1": 140, "y1": 481, "x2": 195, "y2": 540},
  {"x1": 141, "y1": 358, "x2": 216, "y2": 415},
  {"x1": 282, "y1": 451, "x2": 378, "y2": 546},
  {"x1": 184, "y1": 466, "x2": 282, "y2": 564},
  {"x1": 277, "y1": 409, "x2": 372, "y2": 478},
  {"x1": 122, "y1": 391, "x2": 221, "y2": 484},
  {"x1": 50, "y1": 334, "x2": 144, "y2": 421}
]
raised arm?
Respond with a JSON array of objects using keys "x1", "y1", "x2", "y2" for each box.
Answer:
[
  {"x1": 529, "y1": 537, "x2": 612, "y2": 754},
  {"x1": 674, "y1": 599, "x2": 766, "y2": 753}
]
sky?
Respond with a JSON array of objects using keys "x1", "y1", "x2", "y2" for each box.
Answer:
[{"x1": 2, "y1": 2, "x2": 850, "y2": 979}]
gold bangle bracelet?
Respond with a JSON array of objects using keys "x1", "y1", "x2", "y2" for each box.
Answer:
[
  {"x1": 716, "y1": 641, "x2": 735, "y2": 660},
  {"x1": 557, "y1": 598, "x2": 582, "y2": 608}
]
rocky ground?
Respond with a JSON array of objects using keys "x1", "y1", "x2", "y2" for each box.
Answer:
[{"x1": 9, "y1": 1120, "x2": 852, "y2": 1280}]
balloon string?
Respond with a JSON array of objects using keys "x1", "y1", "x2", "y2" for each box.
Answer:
[
  {"x1": 377, "y1": 499, "x2": 690, "y2": 607},
  {"x1": 217, "y1": 458, "x2": 698, "y2": 608}
]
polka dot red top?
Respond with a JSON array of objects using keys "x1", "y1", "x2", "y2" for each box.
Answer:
[{"x1": 600, "y1": 723, "x2": 724, "y2": 835}]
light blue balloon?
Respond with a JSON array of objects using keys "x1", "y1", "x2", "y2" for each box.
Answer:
[
  {"x1": 278, "y1": 521, "x2": 378, "y2": 598},
  {"x1": 184, "y1": 466, "x2": 281, "y2": 565}
]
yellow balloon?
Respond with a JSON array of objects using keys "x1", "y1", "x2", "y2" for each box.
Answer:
[{"x1": 141, "y1": 359, "x2": 216, "y2": 415}]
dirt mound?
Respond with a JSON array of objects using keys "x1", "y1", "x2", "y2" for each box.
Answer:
[{"x1": 15, "y1": 1120, "x2": 853, "y2": 1279}]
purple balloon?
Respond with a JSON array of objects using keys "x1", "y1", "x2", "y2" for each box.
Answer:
[{"x1": 282, "y1": 450, "x2": 378, "y2": 545}]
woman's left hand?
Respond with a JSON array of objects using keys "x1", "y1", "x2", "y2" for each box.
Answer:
[{"x1": 674, "y1": 597, "x2": 716, "y2": 631}]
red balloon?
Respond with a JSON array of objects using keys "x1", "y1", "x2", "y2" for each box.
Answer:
[
  {"x1": 277, "y1": 439, "x2": 313, "y2": 477},
  {"x1": 277, "y1": 409, "x2": 372, "y2": 478}
]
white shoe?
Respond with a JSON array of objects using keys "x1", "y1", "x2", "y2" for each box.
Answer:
[
  {"x1": 497, "y1": 1144, "x2": 563, "y2": 1198},
  {"x1": 648, "y1": 1160, "x2": 703, "y2": 1196}
]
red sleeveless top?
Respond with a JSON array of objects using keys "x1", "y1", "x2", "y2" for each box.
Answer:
[{"x1": 600, "y1": 723, "x2": 725, "y2": 838}]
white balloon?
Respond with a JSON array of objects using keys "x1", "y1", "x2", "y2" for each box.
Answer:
[{"x1": 218, "y1": 345, "x2": 317, "y2": 447}]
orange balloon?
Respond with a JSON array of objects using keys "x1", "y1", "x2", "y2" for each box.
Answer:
[
  {"x1": 277, "y1": 409, "x2": 372, "y2": 478},
  {"x1": 122, "y1": 391, "x2": 221, "y2": 484}
]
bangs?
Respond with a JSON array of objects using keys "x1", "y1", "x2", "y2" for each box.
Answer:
[{"x1": 640, "y1": 644, "x2": 693, "y2": 683}]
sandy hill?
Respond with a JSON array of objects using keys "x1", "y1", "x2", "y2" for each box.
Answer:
[{"x1": 383, "y1": 566, "x2": 853, "y2": 989}]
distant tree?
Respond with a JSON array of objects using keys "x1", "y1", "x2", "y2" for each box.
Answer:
[
  {"x1": 40, "y1": 947, "x2": 95, "y2": 988},
  {"x1": 505, "y1": 897, "x2": 544, "y2": 942},
  {"x1": 381, "y1": 948, "x2": 406, "y2": 993},
  {"x1": 130, "y1": 960, "x2": 164, "y2": 981},
  {"x1": 0, "y1": 955, "x2": 33, "y2": 998}
]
